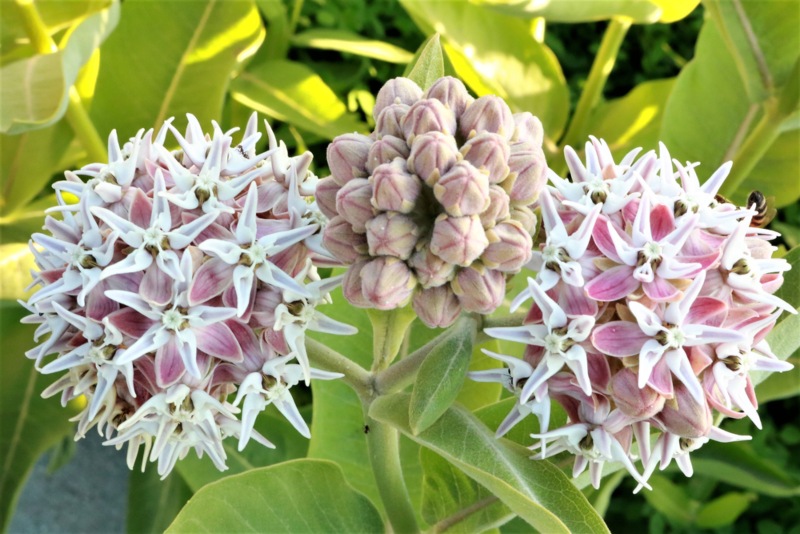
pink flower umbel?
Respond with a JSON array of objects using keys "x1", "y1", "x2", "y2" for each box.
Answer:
[
  {"x1": 476, "y1": 137, "x2": 795, "y2": 491},
  {"x1": 22, "y1": 114, "x2": 354, "y2": 478}
]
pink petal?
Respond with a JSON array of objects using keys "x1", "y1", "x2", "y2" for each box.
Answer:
[
  {"x1": 649, "y1": 203, "x2": 674, "y2": 242},
  {"x1": 141, "y1": 265, "x2": 174, "y2": 306},
  {"x1": 107, "y1": 308, "x2": 155, "y2": 338},
  {"x1": 647, "y1": 358, "x2": 674, "y2": 397},
  {"x1": 592, "y1": 321, "x2": 649, "y2": 356},
  {"x1": 585, "y1": 265, "x2": 638, "y2": 301},
  {"x1": 560, "y1": 283, "x2": 598, "y2": 316},
  {"x1": 195, "y1": 322, "x2": 243, "y2": 362},
  {"x1": 155, "y1": 337, "x2": 185, "y2": 387},
  {"x1": 85, "y1": 286, "x2": 119, "y2": 321},
  {"x1": 188, "y1": 259, "x2": 234, "y2": 305},
  {"x1": 686, "y1": 297, "x2": 727, "y2": 327},
  {"x1": 592, "y1": 219, "x2": 624, "y2": 263},
  {"x1": 128, "y1": 189, "x2": 152, "y2": 229},
  {"x1": 642, "y1": 277, "x2": 680, "y2": 302}
]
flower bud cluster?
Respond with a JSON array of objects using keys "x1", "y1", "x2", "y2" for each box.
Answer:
[
  {"x1": 472, "y1": 137, "x2": 795, "y2": 489},
  {"x1": 22, "y1": 114, "x2": 354, "y2": 478},
  {"x1": 319, "y1": 76, "x2": 548, "y2": 327}
]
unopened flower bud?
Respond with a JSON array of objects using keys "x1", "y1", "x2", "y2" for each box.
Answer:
[
  {"x1": 452, "y1": 264, "x2": 505, "y2": 313},
  {"x1": 507, "y1": 142, "x2": 547, "y2": 206},
  {"x1": 366, "y1": 212, "x2": 419, "y2": 260},
  {"x1": 610, "y1": 368, "x2": 666, "y2": 420},
  {"x1": 373, "y1": 77, "x2": 423, "y2": 120},
  {"x1": 480, "y1": 185, "x2": 511, "y2": 228},
  {"x1": 402, "y1": 98, "x2": 457, "y2": 142},
  {"x1": 315, "y1": 177, "x2": 341, "y2": 220},
  {"x1": 360, "y1": 256, "x2": 416, "y2": 310},
  {"x1": 658, "y1": 382, "x2": 712, "y2": 438},
  {"x1": 430, "y1": 214, "x2": 489, "y2": 267},
  {"x1": 407, "y1": 131, "x2": 460, "y2": 186},
  {"x1": 434, "y1": 161, "x2": 490, "y2": 217},
  {"x1": 327, "y1": 133, "x2": 372, "y2": 186},
  {"x1": 335, "y1": 178, "x2": 374, "y2": 232},
  {"x1": 409, "y1": 246, "x2": 456, "y2": 288},
  {"x1": 509, "y1": 205, "x2": 537, "y2": 233},
  {"x1": 460, "y1": 132, "x2": 511, "y2": 184},
  {"x1": 342, "y1": 259, "x2": 372, "y2": 308},
  {"x1": 512, "y1": 112, "x2": 543, "y2": 146},
  {"x1": 366, "y1": 135, "x2": 410, "y2": 173},
  {"x1": 460, "y1": 95, "x2": 514, "y2": 140},
  {"x1": 482, "y1": 220, "x2": 532, "y2": 272},
  {"x1": 375, "y1": 104, "x2": 410, "y2": 139},
  {"x1": 370, "y1": 159, "x2": 422, "y2": 213},
  {"x1": 322, "y1": 216, "x2": 368, "y2": 264},
  {"x1": 423, "y1": 76, "x2": 474, "y2": 119},
  {"x1": 413, "y1": 285, "x2": 462, "y2": 328}
]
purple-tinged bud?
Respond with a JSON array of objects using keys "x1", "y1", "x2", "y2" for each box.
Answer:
[
  {"x1": 460, "y1": 132, "x2": 511, "y2": 184},
  {"x1": 315, "y1": 176, "x2": 341, "y2": 220},
  {"x1": 451, "y1": 264, "x2": 506, "y2": 314},
  {"x1": 401, "y1": 98, "x2": 457, "y2": 143},
  {"x1": 335, "y1": 178, "x2": 374, "y2": 233},
  {"x1": 423, "y1": 76, "x2": 474, "y2": 119},
  {"x1": 409, "y1": 246, "x2": 456, "y2": 288},
  {"x1": 482, "y1": 220, "x2": 532, "y2": 272},
  {"x1": 373, "y1": 77, "x2": 423, "y2": 120},
  {"x1": 327, "y1": 133, "x2": 372, "y2": 186},
  {"x1": 658, "y1": 382, "x2": 712, "y2": 439},
  {"x1": 430, "y1": 214, "x2": 489, "y2": 267},
  {"x1": 511, "y1": 112, "x2": 544, "y2": 146},
  {"x1": 360, "y1": 256, "x2": 416, "y2": 310},
  {"x1": 365, "y1": 212, "x2": 419, "y2": 260},
  {"x1": 434, "y1": 161, "x2": 490, "y2": 217},
  {"x1": 342, "y1": 259, "x2": 372, "y2": 308},
  {"x1": 480, "y1": 185, "x2": 511, "y2": 228},
  {"x1": 507, "y1": 142, "x2": 547, "y2": 206},
  {"x1": 322, "y1": 216, "x2": 368, "y2": 264},
  {"x1": 407, "y1": 131, "x2": 460, "y2": 186},
  {"x1": 413, "y1": 285, "x2": 462, "y2": 328},
  {"x1": 375, "y1": 104, "x2": 409, "y2": 139},
  {"x1": 366, "y1": 135, "x2": 409, "y2": 174},
  {"x1": 610, "y1": 368, "x2": 666, "y2": 420},
  {"x1": 459, "y1": 95, "x2": 514, "y2": 140},
  {"x1": 370, "y1": 159, "x2": 422, "y2": 213},
  {"x1": 509, "y1": 205, "x2": 537, "y2": 234}
]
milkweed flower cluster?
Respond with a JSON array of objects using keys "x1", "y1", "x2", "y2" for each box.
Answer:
[
  {"x1": 21, "y1": 114, "x2": 354, "y2": 477},
  {"x1": 472, "y1": 138, "x2": 795, "y2": 490},
  {"x1": 318, "y1": 76, "x2": 548, "y2": 328}
]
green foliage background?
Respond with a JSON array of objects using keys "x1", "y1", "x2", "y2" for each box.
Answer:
[{"x1": 1, "y1": 0, "x2": 798, "y2": 532}]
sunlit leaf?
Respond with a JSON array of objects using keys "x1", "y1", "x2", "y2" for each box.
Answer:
[
  {"x1": 292, "y1": 29, "x2": 414, "y2": 64},
  {"x1": 166, "y1": 460, "x2": 383, "y2": 533},
  {"x1": 404, "y1": 34, "x2": 445, "y2": 90},
  {"x1": 0, "y1": 2, "x2": 119, "y2": 134},
  {"x1": 741, "y1": 128, "x2": 800, "y2": 208},
  {"x1": 0, "y1": 244, "x2": 37, "y2": 301},
  {"x1": 0, "y1": 303, "x2": 80, "y2": 531},
  {"x1": 231, "y1": 60, "x2": 368, "y2": 140},
  {"x1": 91, "y1": 0, "x2": 264, "y2": 141},
  {"x1": 371, "y1": 393, "x2": 610, "y2": 533},
  {"x1": 650, "y1": 0, "x2": 701, "y2": 22},
  {"x1": 471, "y1": 0, "x2": 662, "y2": 23},
  {"x1": 400, "y1": 0, "x2": 569, "y2": 141}
]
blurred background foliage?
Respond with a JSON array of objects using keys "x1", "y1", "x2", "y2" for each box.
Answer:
[{"x1": 0, "y1": 0, "x2": 798, "y2": 532}]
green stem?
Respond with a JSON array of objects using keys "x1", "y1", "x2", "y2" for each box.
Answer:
[
  {"x1": 304, "y1": 338, "x2": 372, "y2": 397},
  {"x1": 557, "y1": 16, "x2": 632, "y2": 170},
  {"x1": 288, "y1": 0, "x2": 304, "y2": 36},
  {"x1": 15, "y1": 0, "x2": 107, "y2": 162},
  {"x1": 362, "y1": 410, "x2": 419, "y2": 533},
  {"x1": 368, "y1": 307, "x2": 417, "y2": 372}
]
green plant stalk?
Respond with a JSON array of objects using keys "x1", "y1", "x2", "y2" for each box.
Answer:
[
  {"x1": 288, "y1": 0, "x2": 304, "y2": 36},
  {"x1": 368, "y1": 307, "x2": 417, "y2": 372},
  {"x1": 15, "y1": 0, "x2": 107, "y2": 162},
  {"x1": 557, "y1": 16, "x2": 632, "y2": 170},
  {"x1": 304, "y1": 338, "x2": 372, "y2": 397}
]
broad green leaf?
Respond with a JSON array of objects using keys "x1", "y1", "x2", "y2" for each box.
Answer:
[
  {"x1": 695, "y1": 491, "x2": 756, "y2": 529},
  {"x1": 755, "y1": 356, "x2": 800, "y2": 403},
  {"x1": 292, "y1": 29, "x2": 414, "y2": 64},
  {"x1": 410, "y1": 317, "x2": 475, "y2": 434},
  {"x1": 0, "y1": 302, "x2": 80, "y2": 531},
  {"x1": 589, "y1": 471, "x2": 625, "y2": 518},
  {"x1": 371, "y1": 393, "x2": 610, "y2": 533},
  {"x1": 474, "y1": 397, "x2": 567, "y2": 447},
  {"x1": 456, "y1": 338, "x2": 504, "y2": 410},
  {"x1": 0, "y1": 244, "x2": 37, "y2": 301},
  {"x1": 0, "y1": 194, "x2": 61, "y2": 244},
  {"x1": 650, "y1": 0, "x2": 701, "y2": 22},
  {"x1": 404, "y1": 34, "x2": 445, "y2": 90},
  {"x1": 166, "y1": 460, "x2": 383, "y2": 533},
  {"x1": 420, "y1": 448, "x2": 513, "y2": 532},
  {"x1": 472, "y1": 0, "x2": 662, "y2": 23},
  {"x1": 0, "y1": 2, "x2": 119, "y2": 134},
  {"x1": 692, "y1": 440, "x2": 800, "y2": 497},
  {"x1": 91, "y1": 0, "x2": 263, "y2": 141},
  {"x1": 587, "y1": 78, "x2": 675, "y2": 156},
  {"x1": 175, "y1": 405, "x2": 310, "y2": 493},
  {"x1": 640, "y1": 474, "x2": 696, "y2": 526},
  {"x1": 254, "y1": 0, "x2": 289, "y2": 60},
  {"x1": 400, "y1": 0, "x2": 569, "y2": 141},
  {"x1": 740, "y1": 128, "x2": 800, "y2": 208},
  {"x1": 128, "y1": 469, "x2": 192, "y2": 534},
  {"x1": 231, "y1": 59, "x2": 368, "y2": 141}
]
